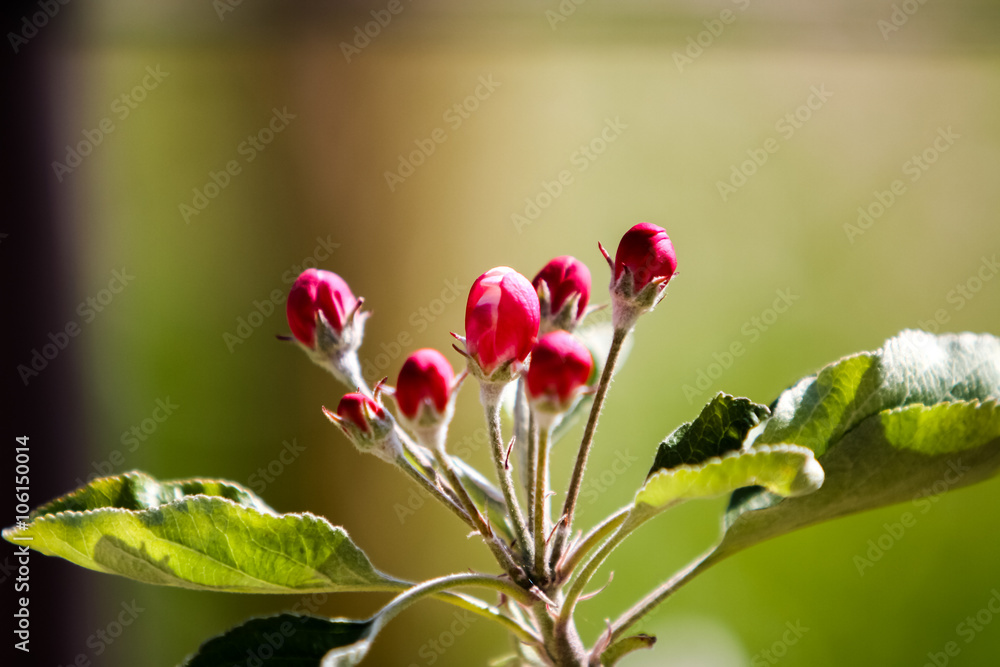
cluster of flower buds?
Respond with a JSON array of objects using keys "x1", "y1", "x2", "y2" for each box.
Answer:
[{"x1": 285, "y1": 221, "x2": 675, "y2": 465}]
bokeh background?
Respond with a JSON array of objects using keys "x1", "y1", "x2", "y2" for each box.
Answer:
[{"x1": 4, "y1": 1, "x2": 1000, "y2": 665}]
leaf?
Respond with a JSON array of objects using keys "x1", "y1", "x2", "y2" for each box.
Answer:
[
  {"x1": 183, "y1": 613, "x2": 372, "y2": 667},
  {"x1": 2, "y1": 471, "x2": 405, "y2": 594},
  {"x1": 648, "y1": 393, "x2": 770, "y2": 473},
  {"x1": 637, "y1": 445, "x2": 824, "y2": 511},
  {"x1": 634, "y1": 394, "x2": 823, "y2": 517},
  {"x1": 712, "y1": 330, "x2": 1000, "y2": 562}
]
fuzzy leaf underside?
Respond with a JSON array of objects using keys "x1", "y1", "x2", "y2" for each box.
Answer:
[
  {"x1": 713, "y1": 330, "x2": 1000, "y2": 561},
  {"x1": 2, "y1": 471, "x2": 402, "y2": 594}
]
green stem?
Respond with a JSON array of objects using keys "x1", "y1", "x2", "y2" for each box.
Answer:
[
  {"x1": 395, "y1": 454, "x2": 475, "y2": 530},
  {"x1": 557, "y1": 506, "x2": 630, "y2": 580},
  {"x1": 376, "y1": 573, "x2": 539, "y2": 645},
  {"x1": 558, "y1": 508, "x2": 653, "y2": 624},
  {"x1": 551, "y1": 327, "x2": 629, "y2": 567},
  {"x1": 482, "y1": 384, "x2": 533, "y2": 564},
  {"x1": 605, "y1": 548, "x2": 719, "y2": 646},
  {"x1": 533, "y1": 424, "x2": 551, "y2": 582},
  {"x1": 526, "y1": 408, "x2": 538, "y2": 530},
  {"x1": 430, "y1": 446, "x2": 527, "y2": 585}
]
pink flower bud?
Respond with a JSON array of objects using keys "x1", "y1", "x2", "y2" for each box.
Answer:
[
  {"x1": 526, "y1": 331, "x2": 594, "y2": 413},
  {"x1": 396, "y1": 349, "x2": 455, "y2": 422},
  {"x1": 336, "y1": 393, "x2": 385, "y2": 433},
  {"x1": 614, "y1": 223, "x2": 677, "y2": 292},
  {"x1": 532, "y1": 256, "x2": 591, "y2": 332},
  {"x1": 287, "y1": 269, "x2": 358, "y2": 349},
  {"x1": 465, "y1": 267, "x2": 540, "y2": 379}
]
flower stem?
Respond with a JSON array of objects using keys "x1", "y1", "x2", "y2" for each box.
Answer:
[
  {"x1": 481, "y1": 383, "x2": 533, "y2": 566},
  {"x1": 395, "y1": 454, "x2": 475, "y2": 530},
  {"x1": 377, "y1": 573, "x2": 540, "y2": 645},
  {"x1": 551, "y1": 326, "x2": 629, "y2": 567},
  {"x1": 533, "y1": 424, "x2": 551, "y2": 582},
  {"x1": 556, "y1": 506, "x2": 630, "y2": 580},
  {"x1": 429, "y1": 446, "x2": 528, "y2": 586},
  {"x1": 604, "y1": 549, "x2": 718, "y2": 647}
]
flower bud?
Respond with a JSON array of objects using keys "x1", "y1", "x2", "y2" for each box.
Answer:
[
  {"x1": 286, "y1": 269, "x2": 369, "y2": 386},
  {"x1": 532, "y1": 256, "x2": 591, "y2": 333},
  {"x1": 287, "y1": 269, "x2": 358, "y2": 347},
  {"x1": 395, "y1": 348, "x2": 456, "y2": 426},
  {"x1": 463, "y1": 267, "x2": 540, "y2": 383},
  {"x1": 323, "y1": 392, "x2": 402, "y2": 463},
  {"x1": 525, "y1": 331, "x2": 594, "y2": 416},
  {"x1": 603, "y1": 223, "x2": 677, "y2": 329}
]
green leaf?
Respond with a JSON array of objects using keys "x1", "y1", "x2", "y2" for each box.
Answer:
[
  {"x1": 713, "y1": 330, "x2": 1000, "y2": 562},
  {"x1": 2, "y1": 471, "x2": 404, "y2": 594},
  {"x1": 183, "y1": 614, "x2": 372, "y2": 667},
  {"x1": 648, "y1": 393, "x2": 770, "y2": 473},
  {"x1": 637, "y1": 444, "x2": 823, "y2": 511},
  {"x1": 634, "y1": 393, "x2": 823, "y2": 516}
]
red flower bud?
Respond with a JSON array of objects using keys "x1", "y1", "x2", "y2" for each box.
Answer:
[
  {"x1": 465, "y1": 267, "x2": 540, "y2": 379},
  {"x1": 614, "y1": 223, "x2": 677, "y2": 292},
  {"x1": 336, "y1": 393, "x2": 385, "y2": 433},
  {"x1": 396, "y1": 349, "x2": 455, "y2": 422},
  {"x1": 526, "y1": 331, "x2": 594, "y2": 412},
  {"x1": 287, "y1": 269, "x2": 358, "y2": 349},
  {"x1": 533, "y1": 256, "x2": 591, "y2": 332}
]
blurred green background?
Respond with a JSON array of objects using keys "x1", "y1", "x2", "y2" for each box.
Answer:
[{"x1": 27, "y1": 0, "x2": 1000, "y2": 665}]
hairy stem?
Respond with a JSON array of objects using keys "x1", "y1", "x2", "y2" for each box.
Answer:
[
  {"x1": 378, "y1": 573, "x2": 540, "y2": 645},
  {"x1": 557, "y1": 506, "x2": 630, "y2": 580},
  {"x1": 430, "y1": 446, "x2": 527, "y2": 585},
  {"x1": 533, "y1": 424, "x2": 551, "y2": 582},
  {"x1": 482, "y1": 383, "x2": 533, "y2": 564},
  {"x1": 551, "y1": 327, "x2": 629, "y2": 566},
  {"x1": 395, "y1": 455, "x2": 475, "y2": 530},
  {"x1": 605, "y1": 549, "x2": 718, "y2": 646}
]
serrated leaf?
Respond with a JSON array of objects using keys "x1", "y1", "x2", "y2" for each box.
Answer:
[
  {"x1": 648, "y1": 393, "x2": 770, "y2": 474},
  {"x1": 712, "y1": 331, "x2": 1000, "y2": 563},
  {"x1": 2, "y1": 471, "x2": 404, "y2": 594},
  {"x1": 183, "y1": 614, "x2": 372, "y2": 667}
]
